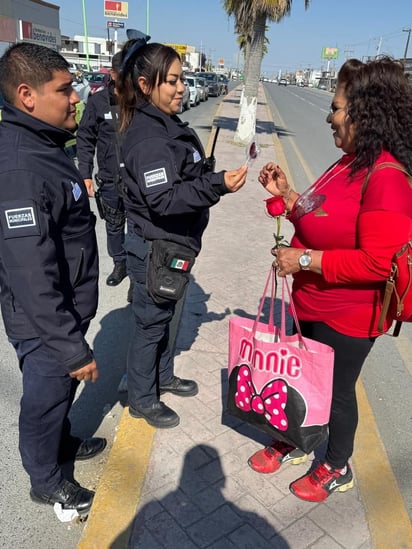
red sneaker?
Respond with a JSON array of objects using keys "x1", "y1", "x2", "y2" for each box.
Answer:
[
  {"x1": 290, "y1": 462, "x2": 354, "y2": 502},
  {"x1": 248, "y1": 440, "x2": 307, "y2": 474}
]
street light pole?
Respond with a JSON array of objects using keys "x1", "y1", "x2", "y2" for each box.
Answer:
[
  {"x1": 81, "y1": 0, "x2": 90, "y2": 70},
  {"x1": 146, "y1": 0, "x2": 150, "y2": 35},
  {"x1": 403, "y1": 27, "x2": 411, "y2": 60}
]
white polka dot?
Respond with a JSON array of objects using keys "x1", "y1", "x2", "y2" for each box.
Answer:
[
  {"x1": 240, "y1": 385, "x2": 246, "y2": 393},
  {"x1": 239, "y1": 402, "x2": 244, "y2": 408},
  {"x1": 257, "y1": 403, "x2": 263, "y2": 411},
  {"x1": 281, "y1": 419, "x2": 287, "y2": 426},
  {"x1": 282, "y1": 386, "x2": 287, "y2": 393},
  {"x1": 273, "y1": 409, "x2": 279, "y2": 415},
  {"x1": 245, "y1": 397, "x2": 250, "y2": 404}
]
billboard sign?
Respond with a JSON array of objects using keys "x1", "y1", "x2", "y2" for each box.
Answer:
[
  {"x1": 165, "y1": 43, "x2": 188, "y2": 56},
  {"x1": 321, "y1": 47, "x2": 339, "y2": 60},
  {"x1": 19, "y1": 20, "x2": 61, "y2": 50},
  {"x1": 107, "y1": 21, "x2": 125, "y2": 29},
  {"x1": 104, "y1": 1, "x2": 128, "y2": 19}
]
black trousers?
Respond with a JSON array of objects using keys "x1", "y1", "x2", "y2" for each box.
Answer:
[
  {"x1": 299, "y1": 321, "x2": 375, "y2": 468},
  {"x1": 99, "y1": 180, "x2": 126, "y2": 263},
  {"x1": 126, "y1": 233, "x2": 177, "y2": 408},
  {"x1": 9, "y1": 336, "x2": 85, "y2": 492}
]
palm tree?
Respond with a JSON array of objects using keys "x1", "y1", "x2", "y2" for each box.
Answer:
[{"x1": 224, "y1": 0, "x2": 311, "y2": 144}]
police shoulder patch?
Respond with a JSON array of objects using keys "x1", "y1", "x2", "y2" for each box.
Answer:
[
  {"x1": 144, "y1": 167, "x2": 168, "y2": 188},
  {"x1": 0, "y1": 200, "x2": 41, "y2": 239}
]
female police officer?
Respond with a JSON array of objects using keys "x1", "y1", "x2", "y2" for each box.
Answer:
[{"x1": 117, "y1": 35, "x2": 247, "y2": 428}]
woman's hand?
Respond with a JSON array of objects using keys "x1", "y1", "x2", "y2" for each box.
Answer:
[
  {"x1": 272, "y1": 246, "x2": 323, "y2": 276},
  {"x1": 224, "y1": 165, "x2": 248, "y2": 192},
  {"x1": 258, "y1": 163, "x2": 289, "y2": 196}
]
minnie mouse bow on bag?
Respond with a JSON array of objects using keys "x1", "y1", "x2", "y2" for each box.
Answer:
[{"x1": 227, "y1": 268, "x2": 335, "y2": 454}]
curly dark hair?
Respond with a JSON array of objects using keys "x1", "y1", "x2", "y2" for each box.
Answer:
[
  {"x1": 117, "y1": 41, "x2": 180, "y2": 131},
  {"x1": 337, "y1": 56, "x2": 412, "y2": 175}
]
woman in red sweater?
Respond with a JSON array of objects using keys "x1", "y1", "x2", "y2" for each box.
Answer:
[{"x1": 250, "y1": 57, "x2": 412, "y2": 502}]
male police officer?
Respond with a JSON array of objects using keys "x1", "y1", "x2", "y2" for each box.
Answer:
[
  {"x1": 0, "y1": 43, "x2": 105, "y2": 515},
  {"x1": 77, "y1": 52, "x2": 132, "y2": 297}
]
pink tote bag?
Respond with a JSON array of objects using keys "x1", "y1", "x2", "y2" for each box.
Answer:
[{"x1": 227, "y1": 269, "x2": 334, "y2": 453}]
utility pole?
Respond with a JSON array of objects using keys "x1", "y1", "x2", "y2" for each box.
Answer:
[
  {"x1": 403, "y1": 27, "x2": 411, "y2": 60},
  {"x1": 81, "y1": 0, "x2": 90, "y2": 70},
  {"x1": 375, "y1": 36, "x2": 382, "y2": 58},
  {"x1": 146, "y1": 0, "x2": 150, "y2": 35}
]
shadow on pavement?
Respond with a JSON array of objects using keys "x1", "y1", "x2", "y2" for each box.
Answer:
[
  {"x1": 111, "y1": 444, "x2": 290, "y2": 548},
  {"x1": 69, "y1": 275, "x2": 227, "y2": 437},
  {"x1": 69, "y1": 305, "x2": 132, "y2": 437}
]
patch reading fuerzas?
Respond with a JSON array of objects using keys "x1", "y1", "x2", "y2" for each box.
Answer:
[
  {"x1": 5, "y1": 207, "x2": 36, "y2": 229},
  {"x1": 144, "y1": 167, "x2": 168, "y2": 188}
]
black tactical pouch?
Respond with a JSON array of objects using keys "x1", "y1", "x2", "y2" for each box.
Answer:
[
  {"x1": 94, "y1": 176, "x2": 126, "y2": 228},
  {"x1": 146, "y1": 240, "x2": 196, "y2": 304}
]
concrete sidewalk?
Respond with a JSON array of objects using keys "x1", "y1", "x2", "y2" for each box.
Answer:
[{"x1": 77, "y1": 86, "x2": 402, "y2": 549}]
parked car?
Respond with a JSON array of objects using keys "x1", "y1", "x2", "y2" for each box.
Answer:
[
  {"x1": 84, "y1": 71, "x2": 111, "y2": 95},
  {"x1": 195, "y1": 72, "x2": 220, "y2": 97},
  {"x1": 194, "y1": 76, "x2": 209, "y2": 101},
  {"x1": 278, "y1": 78, "x2": 288, "y2": 86},
  {"x1": 185, "y1": 76, "x2": 200, "y2": 106},
  {"x1": 181, "y1": 80, "x2": 191, "y2": 112}
]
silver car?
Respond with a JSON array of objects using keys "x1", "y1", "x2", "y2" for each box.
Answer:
[{"x1": 194, "y1": 76, "x2": 209, "y2": 101}]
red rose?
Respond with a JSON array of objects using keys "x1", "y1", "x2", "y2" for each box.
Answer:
[{"x1": 265, "y1": 196, "x2": 286, "y2": 217}]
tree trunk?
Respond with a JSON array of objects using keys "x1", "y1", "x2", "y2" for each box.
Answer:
[{"x1": 234, "y1": 11, "x2": 266, "y2": 145}]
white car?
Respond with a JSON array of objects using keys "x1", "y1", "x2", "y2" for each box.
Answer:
[{"x1": 185, "y1": 76, "x2": 200, "y2": 106}]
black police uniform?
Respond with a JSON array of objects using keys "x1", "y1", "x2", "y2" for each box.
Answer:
[
  {"x1": 0, "y1": 104, "x2": 99, "y2": 493},
  {"x1": 77, "y1": 81, "x2": 126, "y2": 265},
  {"x1": 121, "y1": 102, "x2": 229, "y2": 408}
]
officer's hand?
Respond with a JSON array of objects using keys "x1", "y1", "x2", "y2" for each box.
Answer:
[
  {"x1": 84, "y1": 178, "x2": 95, "y2": 197},
  {"x1": 223, "y1": 165, "x2": 248, "y2": 193},
  {"x1": 69, "y1": 359, "x2": 99, "y2": 383}
]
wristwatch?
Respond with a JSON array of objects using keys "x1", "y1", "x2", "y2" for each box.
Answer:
[{"x1": 298, "y1": 249, "x2": 312, "y2": 270}]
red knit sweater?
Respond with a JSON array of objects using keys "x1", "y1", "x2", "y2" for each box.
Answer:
[{"x1": 289, "y1": 151, "x2": 412, "y2": 337}]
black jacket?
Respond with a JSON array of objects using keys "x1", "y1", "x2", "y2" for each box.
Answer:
[
  {"x1": 0, "y1": 105, "x2": 99, "y2": 373},
  {"x1": 77, "y1": 82, "x2": 121, "y2": 182},
  {"x1": 121, "y1": 103, "x2": 228, "y2": 254}
]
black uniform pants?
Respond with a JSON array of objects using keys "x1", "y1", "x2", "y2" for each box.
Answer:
[
  {"x1": 10, "y1": 335, "x2": 85, "y2": 492},
  {"x1": 298, "y1": 321, "x2": 375, "y2": 468},
  {"x1": 126, "y1": 233, "x2": 183, "y2": 408},
  {"x1": 99, "y1": 180, "x2": 126, "y2": 263}
]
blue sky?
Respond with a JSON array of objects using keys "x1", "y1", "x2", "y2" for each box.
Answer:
[{"x1": 57, "y1": 0, "x2": 412, "y2": 75}]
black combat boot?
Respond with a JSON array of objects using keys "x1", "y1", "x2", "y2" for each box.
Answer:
[{"x1": 106, "y1": 260, "x2": 127, "y2": 286}]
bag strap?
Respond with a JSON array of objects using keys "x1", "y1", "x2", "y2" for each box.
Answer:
[
  {"x1": 253, "y1": 268, "x2": 307, "y2": 348},
  {"x1": 363, "y1": 162, "x2": 412, "y2": 336},
  {"x1": 362, "y1": 161, "x2": 412, "y2": 195}
]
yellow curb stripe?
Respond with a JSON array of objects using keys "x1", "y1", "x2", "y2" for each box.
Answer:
[
  {"x1": 78, "y1": 408, "x2": 155, "y2": 549},
  {"x1": 354, "y1": 381, "x2": 412, "y2": 548}
]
